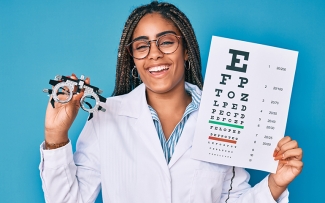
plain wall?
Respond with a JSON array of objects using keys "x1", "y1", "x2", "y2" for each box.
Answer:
[{"x1": 1, "y1": 0, "x2": 324, "y2": 202}]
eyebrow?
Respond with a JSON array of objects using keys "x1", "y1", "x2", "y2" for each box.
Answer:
[{"x1": 132, "y1": 30, "x2": 177, "y2": 41}]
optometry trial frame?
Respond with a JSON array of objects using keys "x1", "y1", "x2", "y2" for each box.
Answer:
[{"x1": 43, "y1": 74, "x2": 106, "y2": 120}]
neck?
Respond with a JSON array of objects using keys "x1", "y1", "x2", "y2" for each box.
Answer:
[{"x1": 146, "y1": 82, "x2": 191, "y2": 114}]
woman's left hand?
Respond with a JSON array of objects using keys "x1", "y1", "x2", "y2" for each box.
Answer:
[{"x1": 268, "y1": 136, "x2": 303, "y2": 199}]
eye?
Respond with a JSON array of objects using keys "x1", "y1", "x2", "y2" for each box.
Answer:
[
  {"x1": 159, "y1": 40, "x2": 175, "y2": 47},
  {"x1": 160, "y1": 41, "x2": 174, "y2": 46},
  {"x1": 132, "y1": 41, "x2": 149, "y2": 52},
  {"x1": 135, "y1": 45, "x2": 149, "y2": 52},
  {"x1": 159, "y1": 35, "x2": 177, "y2": 47}
]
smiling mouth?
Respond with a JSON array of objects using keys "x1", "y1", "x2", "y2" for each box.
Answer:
[{"x1": 148, "y1": 65, "x2": 170, "y2": 74}]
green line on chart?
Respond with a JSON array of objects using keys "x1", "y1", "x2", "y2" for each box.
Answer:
[{"x1": 209, "y1": 120, "x2": 244, "y2": 129}]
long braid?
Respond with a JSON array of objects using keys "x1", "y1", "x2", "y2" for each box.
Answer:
[
  {"x1": 165, "y1": 7, "x2": 203, "y2": 89},
  {"x1": 112, "y1": 1, "x2": 203, "y2": 96}
]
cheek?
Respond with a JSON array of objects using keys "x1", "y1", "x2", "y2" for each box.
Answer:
[
  {"x1": 132, "y1": 60, "x2": 145, "y2": 78},
  {"x1": 175, "y1": 53, "x2": 186, "y2": 71},
  {"x1": 172, "y1": 60, "x2": 186, "y2": 80},
  {"x1": 134, "y1": 60, "x2": 144, "y2": 74},
  {"x1": 133, "y1": 59, "x2": 141, "y2": 68},
  {"x1": 177, "y1": 60, "x2": 185, "y2": 72}
]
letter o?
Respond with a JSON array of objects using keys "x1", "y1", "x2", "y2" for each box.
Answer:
[{"x1": 228, "y1": 91, "x2": 235, "y2": 99}]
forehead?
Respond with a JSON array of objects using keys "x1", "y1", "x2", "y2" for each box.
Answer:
[{"x1": 132, "y1": 13, "x2": 181, "y2": 39}]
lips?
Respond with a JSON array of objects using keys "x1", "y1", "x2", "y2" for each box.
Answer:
[{"x1": 148, "y1": 65, "x2": 170, "y2": 74}]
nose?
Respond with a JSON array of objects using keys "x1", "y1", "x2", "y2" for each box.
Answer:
[{"x1": 147, "y1": 40, "x2": 163, "y2": 60}]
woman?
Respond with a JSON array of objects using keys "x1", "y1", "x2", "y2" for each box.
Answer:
[{"x1": 40, "y1": 1, "x2": 303, "y2": 202}]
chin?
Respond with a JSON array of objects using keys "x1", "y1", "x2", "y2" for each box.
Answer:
[{"x1": 145, "y1": 83, "x2": 174, "y2": 94}]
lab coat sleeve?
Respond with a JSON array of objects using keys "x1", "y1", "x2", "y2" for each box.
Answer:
[
  {"x1": 220, "y1": 167, "x2": 289, "y2": 203},
  {"x1": 39, "y1": 117, "x2": 101, "y2": 203}
]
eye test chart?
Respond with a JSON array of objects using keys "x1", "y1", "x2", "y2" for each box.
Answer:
[{"x1": 191, "y1": 36, "x2": 298, "y2": 173}]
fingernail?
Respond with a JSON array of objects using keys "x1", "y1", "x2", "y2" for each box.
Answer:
[
  {"x1": 274, "y1": 154, "x2": 283, "y2": 160},
  {"x1": 273, "y1": 147, "x2": 280, "y2": 157}
]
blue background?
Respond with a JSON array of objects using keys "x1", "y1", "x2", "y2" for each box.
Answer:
[{"x1": 1, "y1": 0, "x2": 324, "y2": 202}]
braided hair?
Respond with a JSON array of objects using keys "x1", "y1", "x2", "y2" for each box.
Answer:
[{"x1": 112, "y1": 1, "x2": 203, "y2": 96}]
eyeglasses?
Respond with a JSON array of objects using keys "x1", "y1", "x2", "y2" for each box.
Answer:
[{"x1": 126, "y1": 33, "x2": 183, "y2": 59}]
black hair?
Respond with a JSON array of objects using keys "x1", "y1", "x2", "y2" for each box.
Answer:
[{"x1": 112, "y1": 1, "x2": 203, "y2": 96}]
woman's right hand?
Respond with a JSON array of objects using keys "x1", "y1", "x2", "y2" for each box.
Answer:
[{"x1": 44, "y1": 74, "x2": 90, "y2": 144}]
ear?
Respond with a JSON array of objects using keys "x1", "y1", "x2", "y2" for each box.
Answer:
[{"x1": 184, "y1": 48, "x2": 189, "y2": 61}]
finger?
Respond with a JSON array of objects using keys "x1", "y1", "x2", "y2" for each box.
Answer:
[
  {"x1": 66, "y1": 74, "x2": 89, "y2": 100},
  {"x1": 71, "y1": 73, "x2": 77, "y2": 79},
  {"x1": 85, "y1": 77, "x2": 90, "y2": 85},
  {"x1": 275, "y1": 140, "x2": 299, "y2": 158},
  {"x1": 74, "y1": 90, "x2": 84, "y2": 100},
  {"x1": 277, "y1": 136, "x2": 292, "y2": 148},
  {"x1": 273, "y1": 136, "x2": 292, "y2": 157},
  {"x1": 274, "y1": 148, "x2": 303, "y2": 161},
  {"x1": 74, "y1": 77, "x2": 90, "y2": 104},
  {"x1": 61, "y1": 85, "x2": 71, "y2": 95}
]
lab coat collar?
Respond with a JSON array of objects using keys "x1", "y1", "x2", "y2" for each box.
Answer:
[{"x1": 118, "y1": 83, "x2": 146, "y2": 118}]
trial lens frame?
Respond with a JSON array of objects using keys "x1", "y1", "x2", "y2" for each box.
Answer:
[{"x1": 43, "y1": 75, "x2": 106, "y2": 120}]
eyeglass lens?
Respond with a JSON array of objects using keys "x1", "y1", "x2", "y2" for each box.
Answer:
[{"x1": 129, "y1": 34, "x2": 180, "y2": 59}]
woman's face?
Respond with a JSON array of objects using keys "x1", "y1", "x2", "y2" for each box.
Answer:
[{"x1": 131, "y1": 13, "x2": 188, "y2": 95}]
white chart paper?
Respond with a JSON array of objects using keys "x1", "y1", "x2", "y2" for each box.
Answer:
[{"x1": 191, "y1": 36, "x2": 298, "y2": 173}]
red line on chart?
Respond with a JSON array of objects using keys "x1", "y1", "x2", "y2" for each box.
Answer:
[{"x1": 208, "y1": 136, "x2": 237, "y2": 144}]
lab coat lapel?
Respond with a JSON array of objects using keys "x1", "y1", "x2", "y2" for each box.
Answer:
[
  {"x1": 168, "y1": 111, "x2": 198, "y2": 168},
  {"x1": 118, "y1": 84, "x2": 170, "y2": 179}
]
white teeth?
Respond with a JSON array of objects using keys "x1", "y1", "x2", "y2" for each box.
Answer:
[{"x1": 148, "y1": 65, "x2": 169, "y2": 72}]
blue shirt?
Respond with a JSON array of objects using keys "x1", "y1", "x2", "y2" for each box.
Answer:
[{"x1": 148, "y1": 83, "x2": 201, "y2": 163}]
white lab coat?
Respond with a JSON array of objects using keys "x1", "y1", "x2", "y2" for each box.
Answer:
[{"x1": 39, "y1": 82, "x2": 288, "y2": 203}]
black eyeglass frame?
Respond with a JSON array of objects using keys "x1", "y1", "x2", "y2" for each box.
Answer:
[{"x1": 126, "y1": 34, "x2": 183, "y2": 60}]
